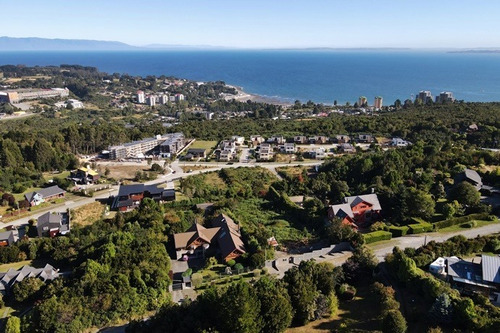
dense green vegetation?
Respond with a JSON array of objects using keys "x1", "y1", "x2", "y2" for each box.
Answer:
[{"x1": 1, "y1": 201, "x2": 171, "y2": 332}]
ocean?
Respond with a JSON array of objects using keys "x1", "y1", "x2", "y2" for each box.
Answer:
[{"x1": 1, "y1": 50, "x2": 499, "y2": 104}]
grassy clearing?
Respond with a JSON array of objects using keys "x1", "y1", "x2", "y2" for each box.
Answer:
[
  {"x1": 13, "y1": 186, "x2": 42, "y2": 202},
  {"x1": 180, "y1": 165, "x2": 216, "y2": 173},
  {"x1": 438, "y1": 219, "x2": 499, "y2": 233},
  {"x1": 96, "y1": 164, "x2": 149, "y2": 181},
  {"x1": 286, "y1": 284, "x2": 381, "y2": 333},
  {"x1": 71, "y1": 202, "x2": 105, "y2": 226},
  {"x1": 0, "y1": 260, "x2": 33, "y2": 273},
  {"x1": 42, "y1": 171, "x2": 70, "y2": 182},
  {"x1": 189, "y1": 140, "x2": 218, "y2": 150}
]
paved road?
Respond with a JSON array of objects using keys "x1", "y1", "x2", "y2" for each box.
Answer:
[
  {"x1": 369, "y1": 221, "x2": 500, "y2": 261},
  {"x1": 266, "y1": 221, "x2": 500, "y2": 278},
  {"x1": 1, "y1": 160, "x2": 320, "y2": 230}
]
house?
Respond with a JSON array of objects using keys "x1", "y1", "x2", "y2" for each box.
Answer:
[
  {"x1": 358, "y1": 134, "x2": 374, "y2": 143},
  {"x1": 69, "y1": 166, "x2": 100, "y2": 184},
  {"x1": 283, "y1": 143, "x2": 296, "y2": 154},
  {"x1": 339, "y1": 143, "x2": 356, "y2": 154},
  {"x1": 0, "y1": 264, "x2": 59, "y2": 295},
  {"x1": 311, "y1": 148, "x2": 326, "y2": 159},
  {"x1": 327, "y1": 203, "x2": 357, "y2": 228},
  {"x1": 335, "y1": 135, "x2": 351, "y2": 143},
  {"x1": 257, "y1": 146, "x2": 273, "y2": 161},
  {"x1": 250, "y1": 135, "x2": 265, "y2": 145},
  {"x1": 112, "y1": 184, "x2": 175, "y2": 211},
  {"x1": 0, "y1": 231, "x2": 17, "y2": 247},
  {"x1": 212, "y1": 214, "x2": 246, "y2": 262},
  {"x1": 309, "y1": 136, "x2": 328, "y2": 144},
  {"x1": 391, "y1": 137, "x2": 410, "y2": 147},
  {"x1": 294, "y1": 136, "x2": 308, "y2": 144},
  {"x1": 173, "y1": 214, "x2": 246, "y2": 262},
  {"x1": 37, "y1": 211, "x2": 70, "y2": 238},
  {"x1": 467, "y1": 124, "x2": 479, "y2": 132},
  {"x1": 454, "y1": 169, "x2": 483, "y2": 191},
  {"x1": 219, "y1": 150, "x2": 233, "y2": 162},
  {"x1": 24, "y1": 185, "x2": 66, "y2": 207},
  {"x1": 231, "y1": 136, "x2": 245, "y2": 145},
  {"x1": 186, "y1": 148, "x2": 206, "y2": 159},
  {"x1": 267, "y1": 135, "x2": 285, "y2": 144},
  {"x1": 328, "y1": 193, "x2": 382, "y2": 228},
  {"x1": 429, "y1": 255, "x2": 500, "y2": 303}
]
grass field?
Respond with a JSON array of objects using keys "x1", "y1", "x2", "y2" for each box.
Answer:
[
  {"x1": 438, "y1": 219, "x2": 499, "y2": 233},
  {"x1": 189, "y1": 140, "x2": 218, "y2": 150},
  {"x1": 0, "y1": 260, "x2": 33, "y2": 273},
  {"x1": 71, "y1": 202, "x2": 105, "y2": 226}
]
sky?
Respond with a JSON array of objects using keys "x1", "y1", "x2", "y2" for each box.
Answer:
[{"x1": 1, "y1": 0, "x2": 499, "y2": 48}]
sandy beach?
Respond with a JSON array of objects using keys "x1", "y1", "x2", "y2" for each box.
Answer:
[{"x1": 224, "y1": 85, "x2": 292, "y2": 106}]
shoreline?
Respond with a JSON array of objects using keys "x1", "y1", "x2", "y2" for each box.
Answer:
[{"x1": 225, "y1": 85, "x2": 293, "y2": 106}]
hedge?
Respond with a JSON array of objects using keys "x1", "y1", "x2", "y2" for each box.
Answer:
[
  {"x1": 388, "y1": 226, "x2": 409, "y2": 237},
  {"x1": 407, "y1": 223, "x2": 433, "y2": 234},
  {"x1": 433, "y1": 213, "x2": 490, "y2": 230},
  {"x1": 363, "y1": 230, "x2": 392, "y2": 244}
]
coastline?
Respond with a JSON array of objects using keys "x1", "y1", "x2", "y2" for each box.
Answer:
[{"x1": 225, "y1": 85, "x2": 292, "y2": 106}]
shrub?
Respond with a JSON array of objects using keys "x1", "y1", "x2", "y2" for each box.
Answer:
[
  {"x1": 227, "y1": 259, "x2": 236, "y2": 267},
  {"x1": 182, "y1": 268, "x2": 193, "y2": 277},
  {"x1": 234, "y1": 263, "x2": 244, "y2": 274},
  {"x1": 461, "y1": 221, "x2": 476, "y2": 228},
  {"x1": 487, "y1": 215, "x2": 497, "y2": 221},
  {"x1": 388, "y1": 226, "x2": 409, "y2": 237},
  {"x1": 252, "y1": 269, "x2": 261, "y2": 278},
  {"x1": 433, "y1": 213, "x2": 490, "y2": 230},
  {"x1": 363, "y1": 231, "x2": 392, "y2": 244},
  {"x1": 408, "y1": 222, "x2": 433, "y2": 234},
  {"x1": 191, "y1": 273, "x2": 203, "y2": 288},
  {"x1": 382, "y1": 310, "x2": 407, "y2": 333},
  {"x1": 338, "y1": 283, "x2": 357, "y2": 300},
  {"x1": 369, "y1": 221, "x2": 386, "y2": 232}
]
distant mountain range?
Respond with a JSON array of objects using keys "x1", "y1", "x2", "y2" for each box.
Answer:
[
  {"x1": 0, "y1": 36, "x2": 140, "y2": 51},
  {"x1": 0, "y1": 37, "x2": 226, "y2": 51},
  {"x1": 1, "y1": 37, "x2": 499, "y2": 52}
]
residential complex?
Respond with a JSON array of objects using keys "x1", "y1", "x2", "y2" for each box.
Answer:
[
  {"x1": 108, "y1": 132, "x2": 185, "y2": 159},
  {"x1": 374, "y1": 96, "x2": 383, "y2": 109},
  {"x1": 0, "y1": 88, "x2": 69, "y2": 103}
]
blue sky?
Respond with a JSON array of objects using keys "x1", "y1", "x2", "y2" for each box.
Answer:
[{"x1": 1, "y1": 0, "x2": 499, "y2": 48}]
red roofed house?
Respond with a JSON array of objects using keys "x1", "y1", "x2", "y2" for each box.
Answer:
[{"x1": 328, "y1": 193, "x2": 382, "y2": 228}]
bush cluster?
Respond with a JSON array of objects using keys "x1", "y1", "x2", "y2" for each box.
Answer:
[{"x1": 363, "y1": 230, "x2": 392, "y2": 244}]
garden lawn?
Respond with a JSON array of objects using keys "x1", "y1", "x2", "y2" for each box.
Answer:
[{"x1": 438, "y1": 219, "x2": 499, "y2": 233}]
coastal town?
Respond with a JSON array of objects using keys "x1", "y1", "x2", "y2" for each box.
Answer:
[{"x1": 0, "y1": 64, "x2": 499, "y2": 333}]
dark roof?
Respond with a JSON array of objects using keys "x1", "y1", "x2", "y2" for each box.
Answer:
[
  {"x1": 162, "y1": 189, "x2": 176, "y2": 198},
  {"x1": 187, "y1": 148, "x2": 206, "y2": 154},
  {"x1": 117, "y1": 184, "x2": 165, "y2": 197},
  {"x1": 25, "y1": 185, "x2": 65, "y2": 202}
]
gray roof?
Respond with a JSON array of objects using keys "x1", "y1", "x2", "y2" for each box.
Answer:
[
  {"x1": 329, "y1": 203, "x2": 354, "y2": 218},
  {"x1": 0, "y1": 230, "x2": 14, "y2": 240},
  {"x1": 464, "y1": 169, "x2": 482, "y2": 186},
  {"x1": 481, "y1": 255, "x2": 500, "y2": 284},
  {"x1": 37, "y1": 212, "x2": 69, "y2": 237},
  {"x1": 0, "y1": 264, "x2": 59, "y2": 291},
  {"x1": 344, "y1": 194, "x2": 382, "y2": 211},
  {"x1": 25, "y1": 185, "x2": 65, "y2": 202}
]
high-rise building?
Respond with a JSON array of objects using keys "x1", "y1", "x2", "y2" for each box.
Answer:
[
  {"x1": 417, "y1": 90, "x2": 433, "y2": 103},
  {"x1": 436, "y1": 91, "x2": 455, "y2": 103},
  {"x1": 159, "y1": 94, "x2": 169, "y2": 104},
  {"x1": 358, "y1": 96, "x2": 367, "y2": 106},
  {"x1": 374, "y1": 96, "x2": 383, "y2": 109},
  {"x1": 136, "y1": 90, "x2": 145, "y2": 104},
  {"x1": 147, "y1": 95, "x2": 156, "y2": 107}
]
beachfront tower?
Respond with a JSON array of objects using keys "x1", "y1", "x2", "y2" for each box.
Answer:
[
  {"x1": 136, "y1": 90, "x2": 145, "y2": 104},
  {"x1": 417, "y1": 90, "x2": 433, "y2": 104},
  {"x1": 374, "y1": 96, "x2": 383, "y2": 109},
  {"x1": 358, "y1": 96, "x2": 368, "y2": 107}
]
